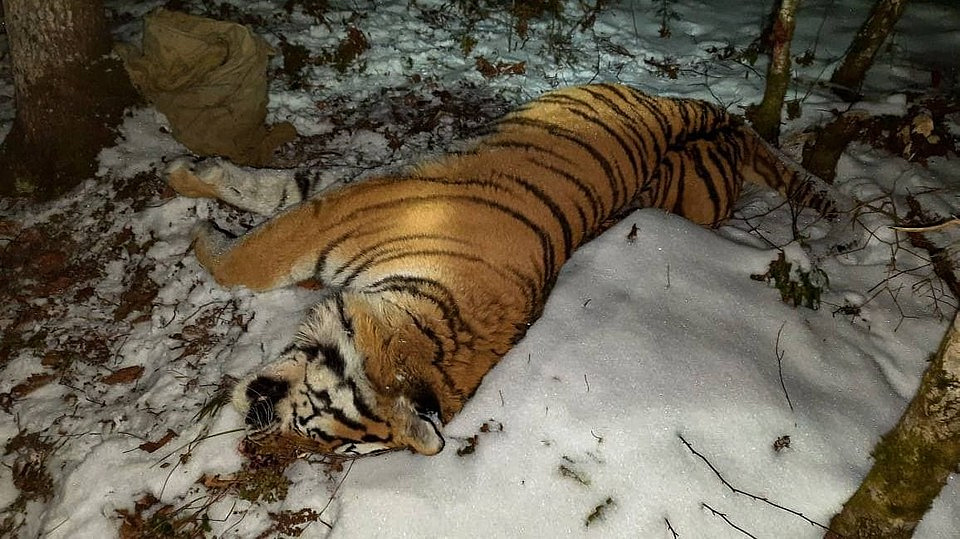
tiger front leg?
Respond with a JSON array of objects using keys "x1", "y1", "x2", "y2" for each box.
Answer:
[{"x1": 166, "y1": 157, "x2": 309, "y2": 216}]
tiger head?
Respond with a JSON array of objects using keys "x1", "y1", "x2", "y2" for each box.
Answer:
[{"x1": 232, "y1": 291, "x2": 446, "y2": 457}]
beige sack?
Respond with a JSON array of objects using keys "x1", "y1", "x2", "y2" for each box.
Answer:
[{"x1": 118, "y1": 9, "x2": 296, "y2": 166}]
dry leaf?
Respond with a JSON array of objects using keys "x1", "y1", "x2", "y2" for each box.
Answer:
[
  {"x1": 201, "y1": 473, "x2": 240, "y2": 489},
  {"x1": 475, "y1": 56, "x2": 525, "y2": 79},
  {"x1": 101, "y1": 366, "x2": 145, "y2": 385},
  {"x1": 11, "y1": 373, "x2": 57, "y2": 398},
  {"x1": 138, "y1": 429, "x2": 178, "y2": 453},
  {"x1": 475, "y1": 56, "x2": 497, "y2": 79}
]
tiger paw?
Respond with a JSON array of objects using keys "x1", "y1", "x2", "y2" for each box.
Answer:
[
  {"x1": 190, "y1": 221, "x2": 237, "y2": 279},
  {"x1": 192, "y1": 220, "x2": 232, "y2": 254},
  {"x1": 166, "y1": 157, "x2": 225, "y2": 200}
]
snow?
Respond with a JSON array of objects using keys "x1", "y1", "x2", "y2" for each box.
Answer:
[{"x1": 1, "y1": 0, "x2": 959, "y2": 537}]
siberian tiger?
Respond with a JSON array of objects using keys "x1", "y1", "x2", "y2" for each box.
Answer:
[{"x1": 167, "y1": 83, "x2": 835, "y2": 456}]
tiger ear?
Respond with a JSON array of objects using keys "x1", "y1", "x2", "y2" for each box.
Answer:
[{"x1": 399, "y1": 406, "x2": 445, "y2": 455}]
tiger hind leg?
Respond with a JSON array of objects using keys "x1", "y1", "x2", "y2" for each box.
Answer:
[
  {"x1": 167, "y1": 158, "x2": 324, "y2": 291},
  {"x1": 189, "y1": 210, "x2": 324, "y2": 291},
  {"x1": 166, "y1": 158, "x2": 309, "y2": 215}
]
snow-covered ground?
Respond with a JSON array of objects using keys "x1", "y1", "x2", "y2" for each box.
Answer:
[{"x1": 1, "y1": 0, "x2": 959, "y2": 537}]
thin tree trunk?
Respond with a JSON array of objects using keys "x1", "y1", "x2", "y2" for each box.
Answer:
[
  {"x1": 800, "y1": 111, "x2": 868, "y2": 184},
  {"x1": 826, "y1": 313, "x2": 960, "y2": 538},
  {"x1": 830, "y1": 0, "x2": 909, "y2": 102},
  {"x1": 0, "y1": 0, "x2": 138, "y2": 200},
  {"x1": 750, "y1": 0, "x2": 799, "y2": 144}
]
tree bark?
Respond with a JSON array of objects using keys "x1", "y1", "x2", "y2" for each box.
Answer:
[
  {"x1": 800, "y1": 111, "x2": 868, "y2": 184},
  {"x1": 0, "y1": 0, "x2": 138, "y2": 200},
  {"x1": 826, "y1": 313, "x2": 960, "y2": 538},
  {"x1": 749, "y1": 0, "x2": 799, "y2": 144},
  {"x1": 830, "y1": 0, "x2": 909, "y2": 102}
]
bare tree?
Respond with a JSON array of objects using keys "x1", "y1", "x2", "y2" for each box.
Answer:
[
  {"x1": 0, "y1": 0, "x2": 138, "y2": 200},
  {"x1": 830, "y1": 0, "x2": 909, "y2": 101},
  {"x1": 826, "y1": 312, "x2": 960, "y2": 538},
  {"x1": 801, "y1": 0, "x2": 910, "y2": 183},
  {"x1": 749, "y1": 0, "x2": 799, "y2": 144}
]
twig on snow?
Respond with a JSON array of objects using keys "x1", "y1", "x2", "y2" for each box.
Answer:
[
  {"x1": 318, "y1": 458, "x2": 355, "y2": 528},
  {"x1": 774, "y1": 322, "x2": 795, "y2": 417},
  {"x1": 678, "y1": 434, "x2": 836, "y2": 534},
  {"x1": 701, "y1": 502, "x2": 757, "y2": 538},
  {"x1": 665, "y1": 516, "x2": 680, "y2": 538}
]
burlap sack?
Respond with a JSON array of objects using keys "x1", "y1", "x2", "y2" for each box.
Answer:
[{"x1": 118, "y1": 9, "x2": 296, "y2": 166}]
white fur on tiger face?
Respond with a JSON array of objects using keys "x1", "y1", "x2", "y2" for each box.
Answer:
[{"x1": 232, "y1": 292, "x2": 445, "y2": 456}]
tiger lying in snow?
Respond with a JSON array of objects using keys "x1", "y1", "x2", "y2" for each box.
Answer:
[{"x1": 167, "y1": 83, "x2": 835, "y2": 457}]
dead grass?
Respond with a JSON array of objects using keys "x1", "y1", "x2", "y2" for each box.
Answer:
[
  {"x1": 256, "y1": 508, "x2": 324, "y2": 538},
  {"x1": 116, "y1": 493, "x2": 211, "y2": 539}
]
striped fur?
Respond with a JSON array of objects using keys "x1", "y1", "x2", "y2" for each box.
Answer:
[{"x1": 168, "y1": 84, "x2": 834, "y2": 456}]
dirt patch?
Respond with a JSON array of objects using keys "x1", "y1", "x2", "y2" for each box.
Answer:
[
  {"x1": 274, "y1": 81, "x2": 509, "y2": 169},
  {"x1": 115, "y1": 264, "x2": 161, "y2": 322},
  {"x1": 0, "y1": 431, "x2": 57, "y2": 536},
  {"x1": 257, "y1": 508, "x2": 325, "y2": 538},
  {"x1": 277, "y1": 23, "x2": 368, "y2": 88}
]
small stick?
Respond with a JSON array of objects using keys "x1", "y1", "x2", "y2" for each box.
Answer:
[
  {"x1": 702, "y1": 503, "x2": 757, "y2": 538},
  {"x1": 319, "y1": 458, "x2": 354, "y2": 525},
  {"x1": 665, "y1": 517, "x2": 680, "y2": 538},
  {"x1": 775, "y1": 323, "x2": 795, "y2": 416}
]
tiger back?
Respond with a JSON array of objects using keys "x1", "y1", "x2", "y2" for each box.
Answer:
[{"x1": 167, "y1": 83, "x2": 835, "y2": 456}]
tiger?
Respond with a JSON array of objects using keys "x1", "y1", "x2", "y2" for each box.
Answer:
[{"x1": 166, "y1": 83, "x2": 836, "y2": 457}]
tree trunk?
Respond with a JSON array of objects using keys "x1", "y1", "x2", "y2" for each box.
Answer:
[
  {"x1": 800, "y1": 111, "x2": 869, "y2": 184},
  {"x1": 749, "y1": 0, "x2": 799, "y2": 144},
  {"x1": 825, "y1": 313, "x2": 960, "y2": 538},
  {"x1": 0, "y1": 0, "x2": 138, "y2": 200},
  {"x1": 830, "y1": 0, "x2": 909, "y2": 102}
]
